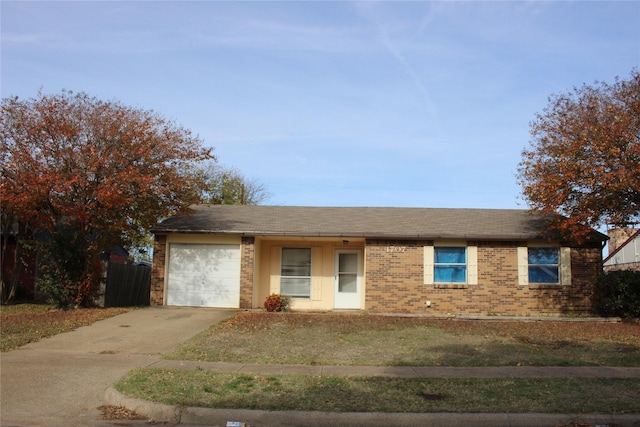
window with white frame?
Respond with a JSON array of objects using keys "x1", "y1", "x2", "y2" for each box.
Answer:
[
  {"x1": 518, "y1": 246, "x2": 571, "y2": 286},
  {"x1": 424, "y1": 243, "x2": 477, "y2": 285},
  {"x1": 280, "y1": 248, "x2": 311, "y2": 297}
]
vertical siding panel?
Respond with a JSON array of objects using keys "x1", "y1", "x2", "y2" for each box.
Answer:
[
  {"x1": 311, "y1": 247, "x2": 323, "y2": 301},
  {"x1": 270, "y1": 247, "x2": 281, "y2": 295}
]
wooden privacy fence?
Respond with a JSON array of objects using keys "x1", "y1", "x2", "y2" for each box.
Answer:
[{"x1": 104, "y1": 263, "x2": 151, "y2": 307}]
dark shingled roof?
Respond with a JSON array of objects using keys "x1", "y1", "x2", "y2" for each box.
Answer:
[{"x1": 152, "y1": 205, "x2": 607, "y2": 242}]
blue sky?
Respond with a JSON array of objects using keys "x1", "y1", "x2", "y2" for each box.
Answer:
[{"x1": 2, "y1": 1, "x2": 639, "y2": 209}]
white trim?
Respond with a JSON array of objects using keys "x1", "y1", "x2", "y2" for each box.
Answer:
[{"x1": 311, "y1": 247, "x2": 323, "y2": 300}]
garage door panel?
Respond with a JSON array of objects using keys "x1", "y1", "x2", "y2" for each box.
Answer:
[{"x1": 166, "y1": 244, "x2": 241, "y2": 308}]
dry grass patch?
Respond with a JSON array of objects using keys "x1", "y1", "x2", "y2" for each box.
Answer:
[{"x1": 166, "y1": 312, "x2": 640, "y2": 367}]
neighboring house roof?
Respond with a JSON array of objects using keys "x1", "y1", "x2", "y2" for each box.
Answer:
[
  {"x1": 152, "y1": 205, "x2": 607, "y2": 243},
  {"x1": 603, "y1": 229, "x2": 640, "y2": 265}
]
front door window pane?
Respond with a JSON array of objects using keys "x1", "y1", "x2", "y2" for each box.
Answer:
[
  {"x1": 338, "y1": 253, "x2": 358, "y2": 293},
  {"x1": 338, "y1": 274, "x2": 357, "y2": 293},
  {"x1": 339, "y1": 253, "x2": 357, "y2": 273}
]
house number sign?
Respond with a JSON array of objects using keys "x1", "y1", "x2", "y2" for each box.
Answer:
[{"x1": 385, "y1": 245, "x2": 407, "y2": 253}]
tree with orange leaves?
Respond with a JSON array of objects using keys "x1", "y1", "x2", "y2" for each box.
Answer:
[
  {"x1": 1, "y1": 90, "x2": 214, "y2": 305},
  {"x1": 518, "y1": 69, "x2": 640, "y2": 240}
]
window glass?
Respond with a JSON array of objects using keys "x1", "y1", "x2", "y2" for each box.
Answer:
[
  {"x1": 434, "y1": 247, "x2": 466, "y2": 283},
  {"x1": 435, "y1": 247, "x2": 466, "y2": 263},
  {"x1": 528, "y1": 248, "x2": 559, "y2": 283},
  {"x1": 339, "y1": 274, "x2": 357, "y2": 293},
  {"x1": 339, "y1": 253, "x2": 357, "y2": 273},
  {"x1": 281, "y1": 248, "x2": 311, "y2": 297}
]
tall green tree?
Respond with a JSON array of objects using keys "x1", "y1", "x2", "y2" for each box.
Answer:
[
  {"x1": 1, "y1": 90, "x2": 214, "y2": 305},
  {"x1": 518, "y1": 69, "x2": 640, "y2": 239}
]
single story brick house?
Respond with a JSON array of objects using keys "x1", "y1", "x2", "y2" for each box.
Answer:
[{"x1": 150, "y1": 205, "x2": 607, "y2": 316}]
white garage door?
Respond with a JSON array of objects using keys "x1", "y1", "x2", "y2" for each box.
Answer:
[{"x1": 166, "y1": 243, "x2": 241, "y2": 308}]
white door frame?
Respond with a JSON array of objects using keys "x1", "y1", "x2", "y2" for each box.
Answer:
[{"x1": 334, "y1": 249, "x2": 362, "y2": 309}]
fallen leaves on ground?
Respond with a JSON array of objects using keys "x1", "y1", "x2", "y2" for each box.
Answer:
[{"x1": 98, "y1": 405, "x2": 147, "y2": 420}]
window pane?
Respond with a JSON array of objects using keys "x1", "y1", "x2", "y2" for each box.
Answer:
[
  {"x1": 528, "y1": 248, "x2": 558, "y2": 264},
  {"x1": 528, "y1": 248, "x2": 559, "y2": 283},
  {"x1": 282, "y1": 264, "x2": 310, "y2": 276},
  {"x1": 339, "y1": 253, "x2": 357, "y2": 273},
  {"x1": 435, "y1": 247, "x2": 466, "y2": 263},
  {"x1": 280, "y1": 277, "x2": 311, "y2": 297},
  {"x1": 434, "y1": 266, "x2": 467, "y2": 283},
  {"x1": 281, "y1": 248, "x2": 311, "y2": 297},
  {"x1": 529, "y1": 266, "x2": 559, "y2": 283},
  {"x1": 339, "y1": 274, "x2": 357, "y2": 293},
  {"x1": 281, "y1": 248, "x2": 311, "y2": 277}
]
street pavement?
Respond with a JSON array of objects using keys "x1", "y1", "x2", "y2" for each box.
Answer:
[{"x1": 1, "y1": 307, "x2": 639, "y2": 427}]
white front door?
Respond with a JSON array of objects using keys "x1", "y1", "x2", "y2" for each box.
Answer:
[{"x1": 334, "y1": 250, "x2": 361, "y2": 309}]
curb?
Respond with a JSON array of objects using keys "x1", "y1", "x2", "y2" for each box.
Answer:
[
  {"x1": 104, "y1": 387, "x2": 640, "y2": 427},
  {"x1": 104, "y1": 386, "x2": 181, "y2": 424}
]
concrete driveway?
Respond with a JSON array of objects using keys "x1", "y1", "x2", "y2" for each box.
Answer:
[{"x1": 0, "y1": 306, "x2": 237, "y2": 427}]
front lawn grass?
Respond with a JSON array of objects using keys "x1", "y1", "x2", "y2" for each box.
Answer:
[
  {"x1": 115, "y1": 368, "x2": 640, "y2": 414},
  {"x1": 0, "y1": 303, "x2": 133, "y2": 351},
  {"x1": 166, "y1": 312, "x2": 640, "y2": 367}
]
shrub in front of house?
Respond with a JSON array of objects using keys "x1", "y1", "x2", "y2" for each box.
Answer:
[
  {"x1": 264, "y1": 294, "x2": 290, "y2": 312},
  {"x1": 593, "y1": 270, "x2": 640, "y2": 319}
]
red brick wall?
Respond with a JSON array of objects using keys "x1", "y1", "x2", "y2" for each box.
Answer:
[
  {"x1": 150, "y1": 234, "x2": 166, "y2": 306},
  {"x1": 365, "y1": 240, "x2": 427, "y2": 312},
  {"x1": 365, "y1": 239, "x2": 603, "y2": 316},
  {"x1": 240, "y1": 237, "x2": 255, "y2": 309}
]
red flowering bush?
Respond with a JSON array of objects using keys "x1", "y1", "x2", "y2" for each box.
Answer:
[{"x1": 263, "y1": 293, "x2": 290, "y2": 312}]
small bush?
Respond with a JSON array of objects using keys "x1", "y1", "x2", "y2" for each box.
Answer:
[
  {"x1": 264, "y1": 294, "x2": 290, "y2": 312},
  {"x1": 593, "y1": 270, "x2": 640, "y2": 319}
]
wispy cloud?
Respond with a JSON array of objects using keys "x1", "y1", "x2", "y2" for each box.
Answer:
[{"x1": 353, "y1": 2, "x2": 440, "y2": 128}]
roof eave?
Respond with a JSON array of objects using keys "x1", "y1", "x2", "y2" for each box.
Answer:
[{"x1": 151, "y1": 228, "x2": 568, "y2": 242}]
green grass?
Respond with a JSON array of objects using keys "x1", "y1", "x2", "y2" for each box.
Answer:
[
  {"x1": 115, "y1": 368, "x2": 640, "y2": 414},
  {"x1": 0, "y1": 303, "x2": 133, "y2": 351},
  {"x1": 166, "y1": 312, "x2": 640, "y2": 367}
]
